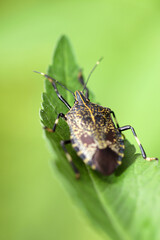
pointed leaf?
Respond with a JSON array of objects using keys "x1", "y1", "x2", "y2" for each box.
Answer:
[{"x1": 40, "y1": 36, "x2": 160, "y2": 240}]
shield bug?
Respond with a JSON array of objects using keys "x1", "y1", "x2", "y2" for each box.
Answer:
[{"x1": 35, "y1": 60, "x2": 158, "y2": 178}]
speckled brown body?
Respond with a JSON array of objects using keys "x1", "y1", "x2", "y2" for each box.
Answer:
[
  {"x1": 37, "y1": 69, "x2": 158, "y2": 177},
  {"x1": 66, "y1": 91, "x2": 125, "y2": 175}
]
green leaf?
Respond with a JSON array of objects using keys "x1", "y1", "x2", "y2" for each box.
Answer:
[{"x1": 40, "y1": 36, "x2": 160, "y2": 240}]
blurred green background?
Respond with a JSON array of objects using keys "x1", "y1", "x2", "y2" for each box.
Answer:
[{"x1": 1, "y1": 0, "x2": 160, "y2": 240}]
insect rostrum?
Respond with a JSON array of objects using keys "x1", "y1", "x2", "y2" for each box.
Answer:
[{"x1": 35, "y1": 69, "x2": 158, "y2": 179}]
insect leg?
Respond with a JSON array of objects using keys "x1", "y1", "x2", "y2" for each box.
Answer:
[
  {"x1": 110, "y1": 111, "x2": 120, "y2": 128},
  {"x1": 78, "y1": 70, "x2": 89, "y2": 98},
  {"x1": 35, "y1": 71, "x2": 71, "y2": 109},
  {"x1": 49, "y1": 79, "x2": 71, "y2": 109},
  {"x1": 119, "y1": 125, "x2": 158, "y2": 161},
  {"x1": 61, "y1": 140, "x2": 80, "y2": 179},
  {"x1": 44, "y1": 113, "x2": 67, "y2": 132}
]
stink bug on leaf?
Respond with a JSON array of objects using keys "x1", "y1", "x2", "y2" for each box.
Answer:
[{"x1": 35, "y1": 60, "x2": 158, "y2": 179}]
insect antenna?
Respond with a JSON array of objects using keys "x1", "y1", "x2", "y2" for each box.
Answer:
[
  {"x1": 34, "y1": 71, "x2": 75, "y2": 98},
  {"x1": 82, "y1": 57, "x2": 103, "y2": 93}
]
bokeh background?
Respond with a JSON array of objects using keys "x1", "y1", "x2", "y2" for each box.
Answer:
[{"x1": 1, "y1": 0, "x2": 160, "y2": 240}]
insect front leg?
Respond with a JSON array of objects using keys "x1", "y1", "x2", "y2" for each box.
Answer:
[
  {"x1": 61, "y1": 140, "x2": 80, "y2": 179},
  {"x1": 44, "y1": 113, "x2": 67, "y2": 132},
  {"x1": 35, "y1": 71, "x2": 71, "y2": 109},
  {"x1": 78, "y1": 70, "x2": 89, "y2": 99},
  {"x1": 119, "y1": 125, "x2": 158, "y2": 161}
]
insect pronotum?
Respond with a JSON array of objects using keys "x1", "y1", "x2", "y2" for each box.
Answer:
[{"x1": 35, "y1": 60, "x2": 158, "y2": 179}]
